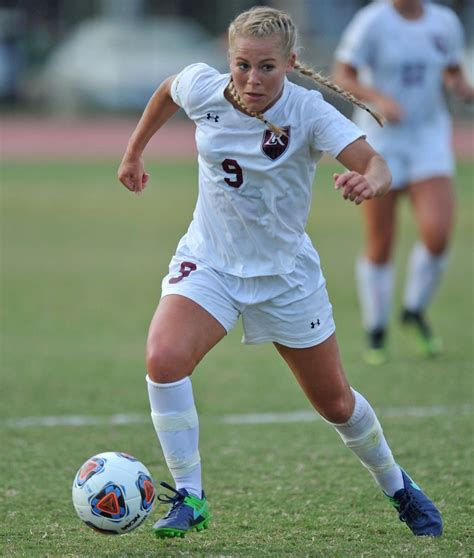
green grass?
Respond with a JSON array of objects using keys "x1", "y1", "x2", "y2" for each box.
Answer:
[{"x1": 1, "y1": 159, "x2": 473, "y2": 556}]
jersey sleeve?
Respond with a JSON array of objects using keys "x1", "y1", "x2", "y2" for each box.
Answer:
[
  {"x1": 334, "y1": 6, "x2": 379, "y2": 68},
  {"x1": 443, "y1": 9, "x2": 465, "y2": 67},
  {"x1": 171, "y1": 63, "x2": 220, "y2": 119},
  {"x1": 309, "y1": 92, "x2": 365, "y2": 158}
]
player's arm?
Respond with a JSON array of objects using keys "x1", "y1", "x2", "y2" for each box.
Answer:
[
  {"x1": 332, "y1": 61, "x2": 404, "y2": 123},
  {"x1": 118, "y1": 75, "x2": 179, "y2": 194},
  {"x1": 444, "y1": 65, "x2": 474, "y2": 102},
  {"x1": 334, "y1": 137, "x2": 391, "y2": 205}
]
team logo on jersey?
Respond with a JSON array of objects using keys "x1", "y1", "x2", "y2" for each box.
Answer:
[{"x1": 261, "y1": 127, "x2": 290, "y2": 160}]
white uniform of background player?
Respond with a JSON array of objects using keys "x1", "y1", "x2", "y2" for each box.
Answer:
[
  {"x1": 333, "y1": 0, "x2": 473, "y2": 361},
  {"x1": 336, "y1": 1, "x2": 463, "y2": 188},
  {"x1": 163, "y1": 63, "x2": 364, "y2": 348}
]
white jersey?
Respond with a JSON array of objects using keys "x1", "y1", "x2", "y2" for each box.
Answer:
[
  {"x1": 335, "y1": 1, "x2": 464, "y2": 132},
  {"x1": 171, "y1": 63, "x2": 363, "y2": 277}
]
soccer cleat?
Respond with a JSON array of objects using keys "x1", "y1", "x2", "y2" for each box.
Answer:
[
  {"x1": 153, "y1": 481, "x2": 210, "y2": 539},
  {"x1": 386, "y1": 469, "x2": 443, "y2": 536},
  {"x1": 363, "y1": 327, "x2": 387, "y2": 365},
  {"x1": 400, "y1": 309, "x2": 442, "y2": 357}
]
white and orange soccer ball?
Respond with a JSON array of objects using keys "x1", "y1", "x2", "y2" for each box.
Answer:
[{"x1": 72, "y1": 452, "x2": 155, "y2": 535}]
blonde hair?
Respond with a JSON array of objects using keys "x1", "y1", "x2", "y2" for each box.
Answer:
[{"x1": 226, "y1": 6, "x2": 384, "y2": 135}]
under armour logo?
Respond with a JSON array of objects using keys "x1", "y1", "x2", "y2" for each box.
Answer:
[
  {"x1": 207, "y1": 112, "x2": 219, "y2": 122},
  {"x1": 310, "y1": 319, "x2": 321, "y2": 329}
]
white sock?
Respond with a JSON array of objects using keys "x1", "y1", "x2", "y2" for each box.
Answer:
[
  {"x1": 146, "y1": 375, "x2": 202, "y2": 498},
  {"x1": 403, "y1": 243, "x2": 448, "y2": 312},
  {"x1": 330, "y1": 389, "x2": 403, "y2": 496},
  {"x1": 356, "y1": 257, "x2": 394, "y2": 331}
]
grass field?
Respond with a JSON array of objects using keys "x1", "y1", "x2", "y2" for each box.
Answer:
[{"x1": 1, "y1": 158, "x2": 473, "y2": 557}]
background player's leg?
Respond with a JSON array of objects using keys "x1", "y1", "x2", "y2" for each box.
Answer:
[
  {"x1": 402, "y1": 177, "x2": 455, "y2": 354},
  {"x1": 357, "y1": 190, "x2": 399, "y2": 363}
]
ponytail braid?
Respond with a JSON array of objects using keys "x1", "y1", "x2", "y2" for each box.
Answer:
[
  {"x1": 293, "y1": 61, "x2": 384, "y2": 127},
  {"x1": 226, "y1": 79, "x2": 287, "y2": 137}
]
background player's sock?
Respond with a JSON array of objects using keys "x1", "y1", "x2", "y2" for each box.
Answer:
[
  {"x1": 403, "y1": 243, "x2": 448, "y2": 312},
  {"x1": 356, "y1": 257, "x2": 394, "y2": 333}
]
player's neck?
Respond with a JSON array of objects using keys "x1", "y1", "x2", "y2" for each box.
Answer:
[{"x1": 392, "y1": 0, "x2": 424, "y2": 20}]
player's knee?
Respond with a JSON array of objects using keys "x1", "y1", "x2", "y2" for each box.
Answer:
[
  {"x1": 146, "y1": 343, "x2": 196, "y2": 383},
  {"x1": 424, "y1": 237, "x2": 448, "y2": 256},
  {"x1": 366, "y1": 239, "x2": 393, "y2": 264},
  {"x1": 320, "y1": 395, "x2": 354, "y2": 424}
]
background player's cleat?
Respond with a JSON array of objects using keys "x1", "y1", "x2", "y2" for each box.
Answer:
[
  {"x1": 400, "y1": 309, "x2": 442, "y2": 357},
  {"x1": 153, "y1": 481, "x2": 210, "y2": 539},
  {"x1": 386, "y1": 469, "x2": 443, "y2": 536},
  {"x1": 363, "y1": 327, "x2": 387, "y2": 365},
  {"x1": 364, "y1": 347, "x2": 387, "y2": 365}
]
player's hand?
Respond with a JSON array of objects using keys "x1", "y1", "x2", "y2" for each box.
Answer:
[
  {"x1": 117, "y1": 156, "x2": 150, "y2": 195},
  {"x1": 374, "y1": 94, "x2": 404, "y2": 124},
  {"x1": 333, "y1": 171, "x2": 378, "y2": 205},
  {"x1": 444, "y1": 69, "x2": 474, "y2": 103},
  {"x1": 457, "y1": 83, "x2": 474, "y2": 103}
]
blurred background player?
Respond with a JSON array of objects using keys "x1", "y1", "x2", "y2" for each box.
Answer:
[
  {"x1": 333, "y1": 0, "x2": 474, "y2": 364},
  {"x1": 119, "y1": 5, "x2": 442, "y2": 540}
]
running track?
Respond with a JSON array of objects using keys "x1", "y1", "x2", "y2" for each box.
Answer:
[{"x1": 1, "y1": 116, "x2": 472, "y2": 160}]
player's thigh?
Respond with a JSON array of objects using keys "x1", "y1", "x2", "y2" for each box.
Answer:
[
  {"x1": 147, "y1": 294, "x2": 227, "y2": 382},
  {"x1": 408, "y1": 176, "x2": 455, "y2": 254},
  {"x1": 361, "y1": 190, "x2": 400, "y2": 263},
  {"x1": 274, "y1": 334, "x2": 353, "y2": 423}
]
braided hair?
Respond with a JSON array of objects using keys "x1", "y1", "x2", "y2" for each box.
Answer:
[
  {"x1": 226, "y1": 78, "x2": 286, "y2": 137},
  {"x1": 226, "y1": 6, "x2": 384, "y2": 135}
]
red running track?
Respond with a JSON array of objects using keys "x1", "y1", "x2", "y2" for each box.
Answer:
[{"x1": 0, "y1": 115, "x2": 472, "y2": 161}]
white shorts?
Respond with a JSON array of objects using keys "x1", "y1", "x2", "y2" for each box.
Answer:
[
  {"x1": 161, "y1": 237, "x2": 336, "y2": 348},
  {"x1": 364, "y1": 115, "x2": 454, "y2": 190}
]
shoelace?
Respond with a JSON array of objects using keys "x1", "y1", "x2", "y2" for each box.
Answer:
[{"x1": 157, "y1": 481, "x2": 186, "y2": 519}]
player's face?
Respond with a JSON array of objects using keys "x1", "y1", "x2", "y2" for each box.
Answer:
[
  {"x1": 229, "y1": 36, "x2": 295, "y2": 113},
  {"x1": 393, "y1": 0, "x2": 423, "y2": 12}
]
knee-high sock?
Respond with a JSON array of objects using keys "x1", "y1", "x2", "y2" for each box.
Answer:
[
  {"x1": 146, "y1": 375, "x2": 201, "y2": 497},
  {"x1": 403, "y1": 243, "x2": 448, "y2": 312},
  {"x1": 329, "y1": 389, "x2": 403, "y2": 496},
  {"x1": 356, "y1": 257, "x2": 394, "y2": 331}
]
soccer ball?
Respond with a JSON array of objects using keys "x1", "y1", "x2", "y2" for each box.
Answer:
[{"x1": 72, "y1": 451, "x2": 156, "y2": 535}]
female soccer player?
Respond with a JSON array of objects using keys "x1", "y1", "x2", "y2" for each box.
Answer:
[
  {"x1": 118, "y1": 6, "x2": 442, "y2": 539},
  {"x1": 333, "y1": 0, "x2": 474, "y2": 364}
]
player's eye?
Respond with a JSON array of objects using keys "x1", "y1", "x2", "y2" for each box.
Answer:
[
  {"x1": 262, "y1": 64, "x2": 275, "y2": 71},
  {"x1": 238, "y1": 63, "x2": 249, "y2": 71}
]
